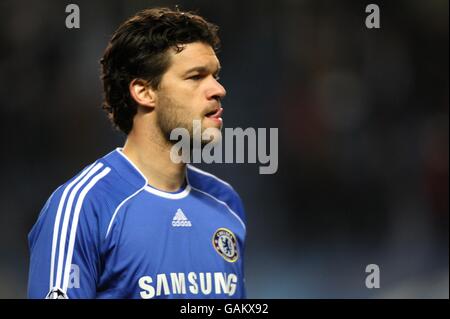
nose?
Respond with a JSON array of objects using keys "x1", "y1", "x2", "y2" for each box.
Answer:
[{"x1": 207, "y1": 77, "x2": 227, "y2": 102}]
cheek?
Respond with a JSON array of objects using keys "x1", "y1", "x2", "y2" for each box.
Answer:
[
  {"x1": 180, "y1": 85, "x2": 206, "y2": 111},
  {"x1": 163, "y1": 85, "x2": 205, "y2": 120},
  {"x1": 183, "y1": 102, "x2": 204, "y2": 120}
]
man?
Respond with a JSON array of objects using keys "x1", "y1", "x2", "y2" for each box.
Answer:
[{"x1": 28, "y1": 7, "x2": 247, "y2": 299}]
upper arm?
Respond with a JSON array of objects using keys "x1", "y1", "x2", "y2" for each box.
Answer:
[{"x1": 28, "y1": 172, "x2": 109, "y2": 299}]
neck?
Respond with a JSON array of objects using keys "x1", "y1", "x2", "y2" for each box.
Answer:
[{"x1": 122, "y1": 125, "x2": 186, "y2": 193}]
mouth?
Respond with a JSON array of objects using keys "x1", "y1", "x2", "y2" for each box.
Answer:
[{"x1": 204, "y1": 107, "x2": 223, "y2": 119}]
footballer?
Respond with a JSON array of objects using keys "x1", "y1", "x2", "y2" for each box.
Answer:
[{"x1": 27, "y1": 7, "x2": 247, "y2": 299}]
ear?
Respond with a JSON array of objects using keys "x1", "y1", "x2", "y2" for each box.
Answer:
[{"x1": 129, "y1": 79, "x2": 157, "y2": 109}]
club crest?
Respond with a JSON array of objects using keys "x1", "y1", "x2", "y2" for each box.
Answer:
[{"x1": 212, "y1": 228, "x2": 238, "y2": 262}]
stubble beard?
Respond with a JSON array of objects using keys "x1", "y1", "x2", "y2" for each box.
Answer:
[
  {"x1": 156, "y1": 92, "x2": 222, "y2": 152},
  {"x1": 156, "y1": 92, "x2": 209, "y2": 148}
]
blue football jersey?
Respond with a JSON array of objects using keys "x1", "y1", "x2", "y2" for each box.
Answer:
[{"x1": 28, "y1": 148, "x2": 247, "y2": 299}]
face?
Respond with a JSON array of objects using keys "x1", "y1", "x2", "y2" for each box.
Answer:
[{"x1": 155, "y1": 42, "x2": 226, "y2": 145}]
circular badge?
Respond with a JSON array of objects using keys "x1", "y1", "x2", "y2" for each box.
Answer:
[{"x1": 212, "y1": 228, "x2": 239, "y2": 262}]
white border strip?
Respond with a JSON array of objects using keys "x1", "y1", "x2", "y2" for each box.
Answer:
[
  {"x1": 49, "y1": 162, "x2": 96, "y2": 289},
  {"x1": 190, "y1": 185, "x2": 246, "y2": 231},
  {"x1": 54, "y1": 162, "x2": 104, "y2": 289},
  {"x1": 187, "y1": 164, "x2": 232, "y2": 188},
  {"x1": 143, "y1": 184, "x2": 191, "y2": 200},
  {"x1": 105, "y1": 187, "x2": 144, "y2": 239},
  {"x1": 104, "y1": 149, "x2": 149, "y2": 239},
  {"x1": 115, "y1": 148, "x2": 148, "y2": 181},
  {"x1": 62, "y1": 167, "x2": 111, "y2": 291}
]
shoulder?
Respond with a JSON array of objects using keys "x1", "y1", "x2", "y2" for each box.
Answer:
[
  {"x1": 187, "y1": 164, "x2": 237, "y2": 199},
  {"x1": 186, "y1": 165, "x2": 247, "y2": 224},
  {"x1": 36, "y1": 151, "x2": 145, "y2": 237}
]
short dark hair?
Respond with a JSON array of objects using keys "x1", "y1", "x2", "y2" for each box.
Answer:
[{"x1": 100, "y1": 7, "x2": 220, "y2": 135}]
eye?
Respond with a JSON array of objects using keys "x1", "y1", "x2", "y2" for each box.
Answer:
[{"x1": 188, "y1": 74, "x2": 203, "y2": 81}]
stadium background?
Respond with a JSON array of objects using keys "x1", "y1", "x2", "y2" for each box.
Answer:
[{"x1": 0, "y1": 0, "x2": 448, "y2": 298}]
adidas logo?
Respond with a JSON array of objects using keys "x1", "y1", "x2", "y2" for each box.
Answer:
[{"x1": 172, "y1": 208, "x2": 192, "y2": 227}]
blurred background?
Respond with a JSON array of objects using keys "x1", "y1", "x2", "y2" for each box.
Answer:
[{"x1": 0, "y1": 0, "x2": 448, "y2": 298}]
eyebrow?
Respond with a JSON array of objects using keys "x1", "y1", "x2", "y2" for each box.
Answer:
[{"x1": 183, "y1": 65, "x2": 221, "y2": 76}]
